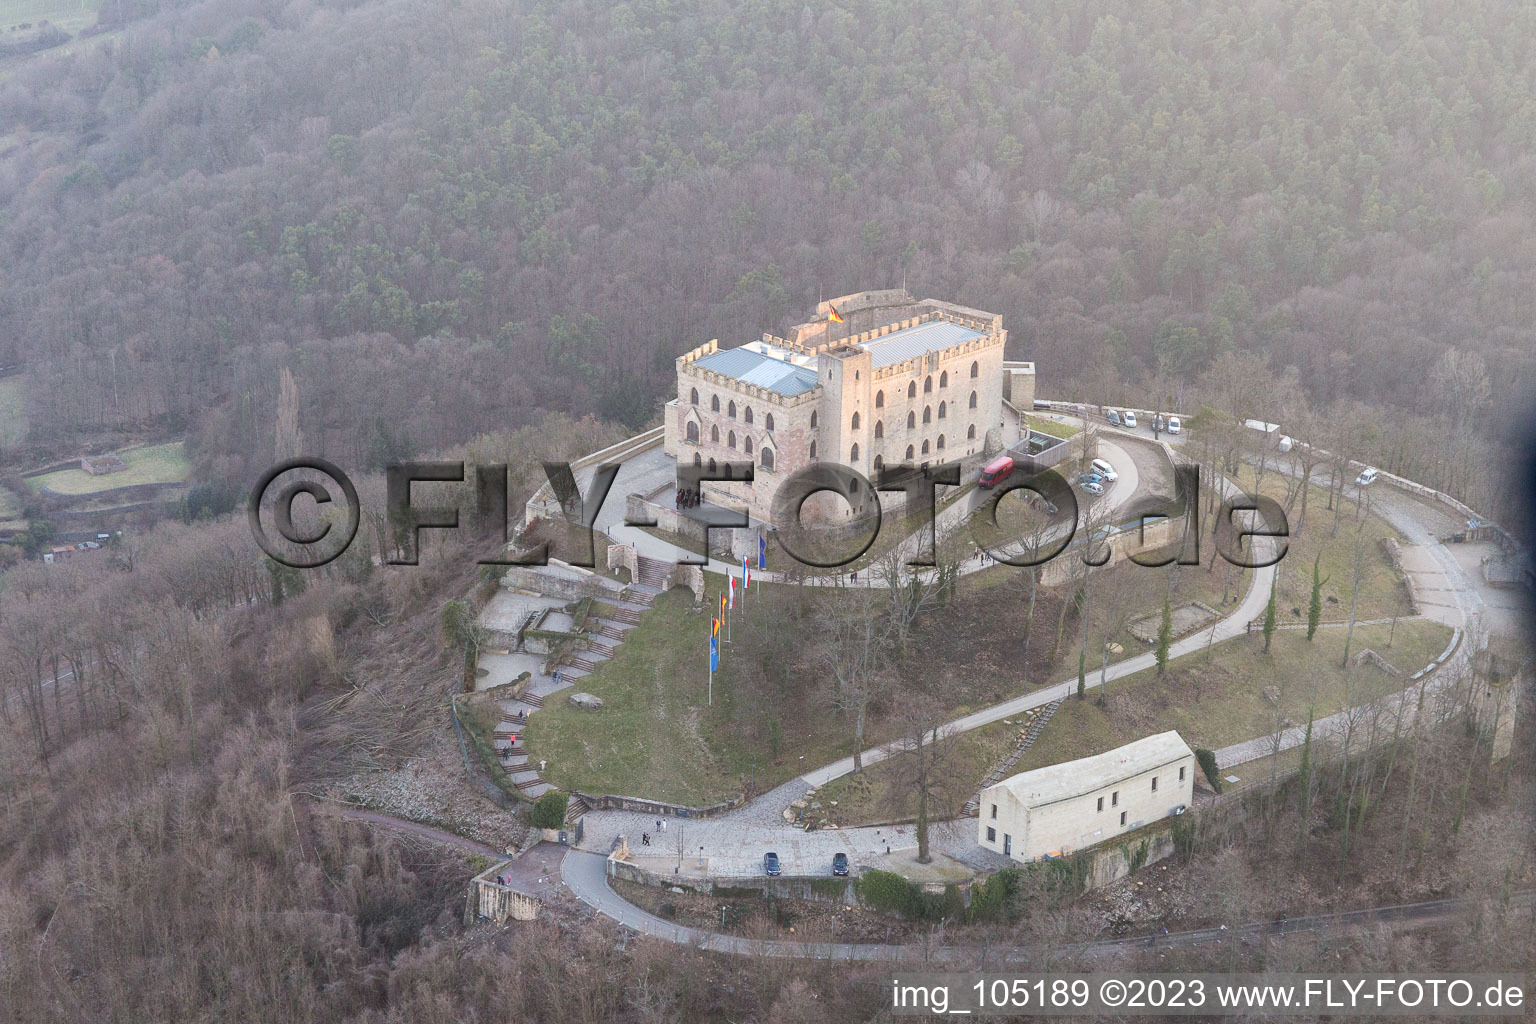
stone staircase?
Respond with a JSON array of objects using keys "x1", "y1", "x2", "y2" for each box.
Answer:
[
  {"x1": 963, "y1": 700, "x2": 1063, "y2": 816},
  {"x1": 636, "y1": 555, "x2": 672, "y2": 590},
  {"x1": 600, "y1": 603, "x2": 646, "y2": 626},
  {"x1": 564, "y1": 794, "x2": 591, "y2": 826}
]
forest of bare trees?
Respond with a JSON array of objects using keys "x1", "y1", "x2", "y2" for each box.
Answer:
[{"x1": 0, "y1": 0, "x2": 1531, "y2": 519}]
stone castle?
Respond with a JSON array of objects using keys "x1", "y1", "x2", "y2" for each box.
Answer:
[{"x1": 662, "y1": 289, "x2": 1035, "y2": 525}]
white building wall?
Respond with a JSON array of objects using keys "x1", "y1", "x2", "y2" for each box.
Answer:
[{"x1": 977, "y1": 741, "x2": 1195, "y2": 863}]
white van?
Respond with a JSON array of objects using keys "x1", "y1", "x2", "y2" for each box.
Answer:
[
  {"x1": 1090, "y1": 458, "x2": 1118, "y2": 483},
  {"x1": 1122, "y1": 410, "x2": 1138, "y2": 428},
  {"x1": 1277, "y1": 435, "x2": 1294, "y2": 453},
  {"x1": 1166, "y1": 415, "x2": 1181, "y2": 435},
  {"x1": 1355, "y1": 467, "x2": 1380, "y2": 487}
]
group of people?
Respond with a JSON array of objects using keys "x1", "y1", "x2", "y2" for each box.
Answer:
[
  {"x1": 675, "y1": 489, "x2": 702, "y2": 508},
  {"x1": 640, "y1": 816, "x2": 669, "y2": 847}
]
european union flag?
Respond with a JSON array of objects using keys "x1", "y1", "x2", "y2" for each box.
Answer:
[
  {"x1": 758, "y1": 533, "x2": 766, "y2": 570},
  {"x1": 709, "y1": 635, "x2": 719, "y2": 671}
]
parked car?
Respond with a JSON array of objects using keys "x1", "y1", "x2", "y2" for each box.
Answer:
[
  {"x1": 1079, "y1": 472, "x2": 1104, "y2": 486},
  {"x1": 1090, "y1": 458, "x2": 1118, "y2": 482},
  {"x1": 763, "y1": 851, "x2": 781, "y2": 876},
  {"x1": 1277, "y1": 435, "x2": 1294, "y2": 454},
  {"x1": 1122, "y1": 410, "x2": 1138, "y2": 428},
  {"x1": 1082, "y1": 480, "x2": 1105, "y2": 497},
  {"x1": 832, "y1": 852, "x2": 849, "y2": 876},
  {"x1": 1355, "y1": 467, "x2": 1380, "y2": 487},
  {"x1": 1106, "y1": 409, "x2": 1121, "y2": 426},
  {"x1": 978, "y1": 454, "x2": 1014, "y2": 489},
  {"x1": 1166, "y1": 415, "x2": 1182, "y2": 434}
]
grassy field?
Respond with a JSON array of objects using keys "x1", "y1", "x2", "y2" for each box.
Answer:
[
  {"x1": 1232, "y1": 465, "x2": 1411, "y2": 625},
  {"x1": 813, "y1": 617, "x2": 1452, "y2": 826},
  {"x1": 0, "y1": 0, "x2": 106, "y2": 81},
  {"x1": 522, "y1": 586, "x2": 858, "y2": 806},
  {"x1": 29, "y1": 442, "x2": 189, "y2": 494},
  {"x1": 1012, "y1": 617, "x2": 1452, "y2": 772},
  {"x1": 3, "y1": 0, "x2": 99, "y2": 32},
  {"x1": 0, "y1": 376, "x2": 25, "y2": 446},
  {"x1": 1026, "y1": 414, "x2": 1079, "y2": 440}
]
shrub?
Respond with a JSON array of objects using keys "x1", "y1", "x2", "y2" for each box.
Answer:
[
  {"x1": 854, "y1": 869, "x2": 941, "y2": 920},
  {"x1": 528, "y1": 790, "x2": 569, "y2": 829}
]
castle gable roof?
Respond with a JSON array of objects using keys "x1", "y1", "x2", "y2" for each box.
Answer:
[
  {"x1": 696, "y1": 347, "x2": 820, "y2": 396},
  {"x1": 858, "y1": 319, "x2": 987, "y2": 368}
]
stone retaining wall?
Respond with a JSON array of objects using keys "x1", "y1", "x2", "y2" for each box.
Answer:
[{"x1": 574, "y1": 790, "x2": 747, "y2": 819}]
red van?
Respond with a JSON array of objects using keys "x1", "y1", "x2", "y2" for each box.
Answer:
[{"x1": 979, "y1": 455, "x2": 1014, "y2": 489}]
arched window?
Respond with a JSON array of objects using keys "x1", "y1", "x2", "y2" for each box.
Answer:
[
  {"x1": 761, "y1": 447, "x2": 775, "y2": 470},
  {"x1": 924, "y1": 375, "x2": 933, "y2": 393},
  {"x1": 694, "y1": 452, "x2": 702, "y2": 466},
  {"x1": 744, "y1": 436, "x2": 753, "y2": 455},
  {"x1": 905, "y1": 445, "x2": 915, "y2": 460},
  {"x1": 921, "y1": 439, "x2": 930, "y2": 455},
  {"x1": 938, "y1": 401, "x2": 947, "y2": 419},
  {"x1": 937, "y1": 434, "x2": 946, "y2": 450},
  {"x1": 875, "y1": 390, "x2": 884, "y2": 408},
  {"x1": 967, "y1": 424, "x2": 976, "y2": 440},
  {"x1": 850, "y1": 443, "x2": 860, "y2": 463},
  {"x1": 907, "y1": 411, "x2": 916, "y2": 429},
  {"x1": 874, "y1": 420, "x2": 884, "y2": 439},
  {"x1": 745, "y1": 407, "x2": 754, "y2": 424},
  {"x1": 711, "y1": 424, "x2": 720, "y2": 443},
  {"x1": 969, "y1": 391, "x2": 977, "y2": 409},
  {"x1": 923, "y1": 406, "x2": 932, "y2": 424},
  {"x1": 908, "y1": 381, "x2": 917, "y2": 398},
  {"x1": 765, "y1": 413, "x2": 775, "y2": 432},
  {"x1": 711, "y1": 395, "x2": 720, "y2": 412},
  {"x1": 809, "y1": 440, "x2": 817, "y2": 459},
  {"x1": 727, "y1": 430, "x2": 736, "y2": 449},
  {"x1": 851, "y1": 411, "x2": 860, "y2": 430},
  {"x1": 708, "y1": 458, "x2": 717, "y2": 473},
  {"x1": 873, "y1": 454, "x2": 884, "y2": 473},
  {"x1": 940, "y1": 370, "x2": 949, "y2": 387},
  {"x1": 690, "y1": 387, "x2": 699, "y2": 405},
  {"x1": 686, "y1": 421, "x2": 699, "y2": 443},
  {"x1": 728, "y1": 400, "x2": 736, "y2": 419},
  {"x1": 810, "y1": 411, "x2": 818, "y2": 429},
  {"x1": 970, "y1": 360, "x2": 979, "y2": 378}
]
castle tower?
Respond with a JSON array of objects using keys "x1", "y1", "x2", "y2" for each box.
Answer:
[{"x1": 816, "y1": 344, "x2": 876, "y2": 516}]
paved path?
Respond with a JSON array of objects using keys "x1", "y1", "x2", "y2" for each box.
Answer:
[
  {"x1": 561, "y1": 847, "x2": 1527, "y2": 960},
  {"x1": 1211, "y1": 483, "x2": 1484, "y2": 771}
]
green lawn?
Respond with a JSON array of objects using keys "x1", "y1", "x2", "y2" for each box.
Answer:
[
  {"x1": 522, "y1": 586, "x2": 857, "y2": 806},
  {"x1": 813, "y1": 618, "x2": 1451, "y2": 826},
  {"x1": 2, "y1": 0, "x2": 100, "y2": 32},
  {"x1": 0, "y1": 376, "x2": 25, "y2": 446},
  {"x1": 1233, "y1": 465, "x2": 1412, "y2": 624},
  {"x1": 1026, "y1": 414, "x2": 1079, "y2": 440},
  {"x1": 29, "y1": 442, "x2": 189, "y2": 494},
  {"x1": 1012, "y1": 617, "x2": 1453, "y2": 773}
]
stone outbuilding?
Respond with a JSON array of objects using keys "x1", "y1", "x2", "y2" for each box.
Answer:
[{"x1": 977, "y1": 731, "x2": 1195, "y2": 862}]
